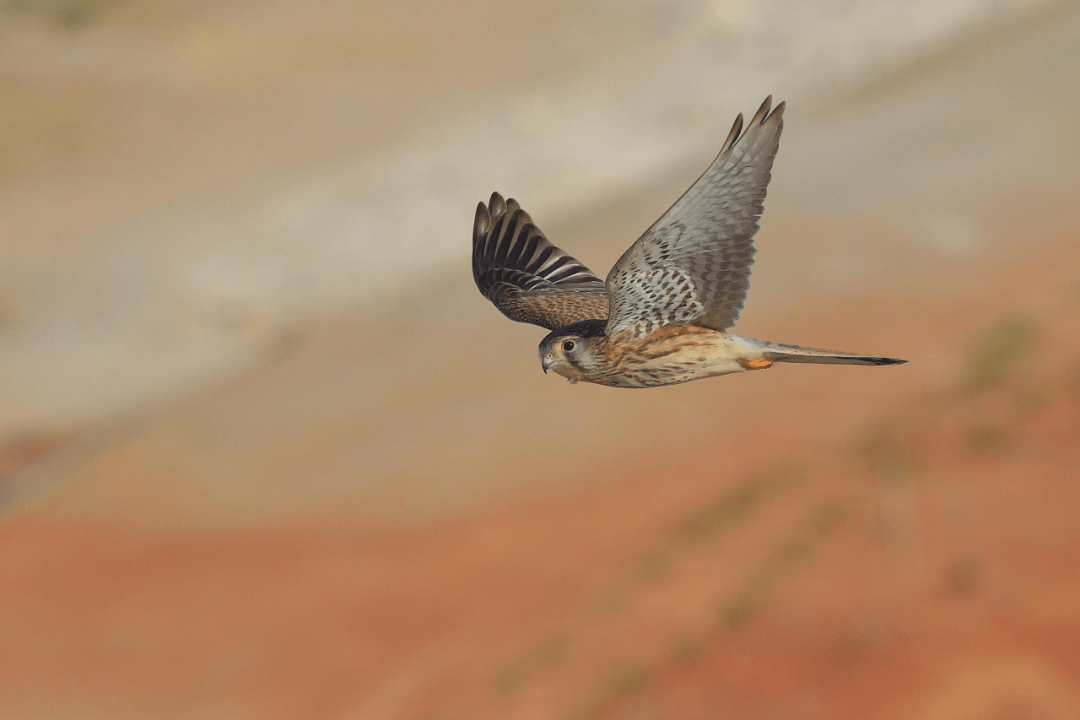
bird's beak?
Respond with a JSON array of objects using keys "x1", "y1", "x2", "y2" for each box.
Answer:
[{"x1": 542, "y1": 356, "x2": 555, "y2": 374}]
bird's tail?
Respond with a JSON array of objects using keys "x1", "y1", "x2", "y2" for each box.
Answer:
[{"x1": 762, "y1": 341, "x2": 906, "y2": 366}]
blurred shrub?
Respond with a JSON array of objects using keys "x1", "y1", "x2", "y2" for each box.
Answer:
[
  {"x1": 719, "y1": 500, "x2": 850, "y2": 630},
  {"x1": 963, "y1": 316, "x2": 1039, "y2": 391},
  {"x1": 674, "y1": 466, "x2": 800, "y2": 544},
  {"x1": 963, "y1": 421, "x2": 1009, "y2": 454},
  {"x1": 2, "y1": 0, "x2": 110, "y2": 28},
  {"x1": 0, "y1": 291, "x2": 17, "y2": 334},
  {"x1": 856, "y1": 419, "x2": 921, "y2": 476},
  {"x1": 943, "y1": 556, "x2": 982, "y2": 597}
]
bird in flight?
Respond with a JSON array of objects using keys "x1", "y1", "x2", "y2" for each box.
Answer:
[{"x1": 471, "y1": 97, "x2": 905, "y2": 388}]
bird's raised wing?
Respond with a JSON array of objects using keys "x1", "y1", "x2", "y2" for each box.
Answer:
[
  {"x1": 605, "y1": 97, "x2": 785, "y2": 337},
  {"x1": 472, "y1": 192, "x2": 610, "y2": 330}
]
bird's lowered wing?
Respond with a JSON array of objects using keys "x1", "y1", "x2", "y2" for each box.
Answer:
[{"x1": 472, "y1": 192, "x2": 610, "y2": 330}]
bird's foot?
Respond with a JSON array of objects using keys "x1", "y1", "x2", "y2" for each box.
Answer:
[{"x1": 738, "y1": 357, "x2": 775, "y2": 370}]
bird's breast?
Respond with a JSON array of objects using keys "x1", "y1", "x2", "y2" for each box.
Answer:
[{"x1": 594, "y1": 327, "x2": 754, "y2": 388}]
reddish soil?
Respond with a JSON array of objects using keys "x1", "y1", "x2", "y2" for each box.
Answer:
[{"x1": 2, "y1": 232, "x2": 1078, "y2": 720}]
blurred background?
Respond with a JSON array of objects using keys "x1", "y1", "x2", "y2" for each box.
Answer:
[{"x1": 1, "y1": 0, "x2": 1079, "y2": 718}]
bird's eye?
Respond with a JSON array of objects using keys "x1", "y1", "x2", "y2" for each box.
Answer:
[{"x1": 562, "y1": 340, "x2": 576, "y2": 352}]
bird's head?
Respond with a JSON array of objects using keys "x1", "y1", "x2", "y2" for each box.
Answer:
[{"x1": 538, "y1": 319, "x2": 607, "y2": 383}]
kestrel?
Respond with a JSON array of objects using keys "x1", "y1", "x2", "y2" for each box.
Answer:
[{"x1": 471, "y1": 97, "x2": 906, "y2": 388}]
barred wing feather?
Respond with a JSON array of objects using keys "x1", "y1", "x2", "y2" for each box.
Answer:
[{"x1": 472, "y1": 192, "x2": 610, "y2": 330}]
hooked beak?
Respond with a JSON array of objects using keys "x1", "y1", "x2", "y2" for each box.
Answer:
[{"x1": 542, "y1": 356, "x2": 555, "y2": 374}]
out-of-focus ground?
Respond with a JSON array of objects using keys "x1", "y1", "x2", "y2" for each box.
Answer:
[{"x1": 2, "y1": 1, "x2": 1080, "y2": 719}]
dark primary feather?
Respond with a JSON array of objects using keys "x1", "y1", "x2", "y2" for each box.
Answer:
[
  {"x1": 472, "y1": 192, "x2": 610, "y2": 330},
  {"x1": 606, "y1": 97, "x2": 786, "y2": 336}
]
